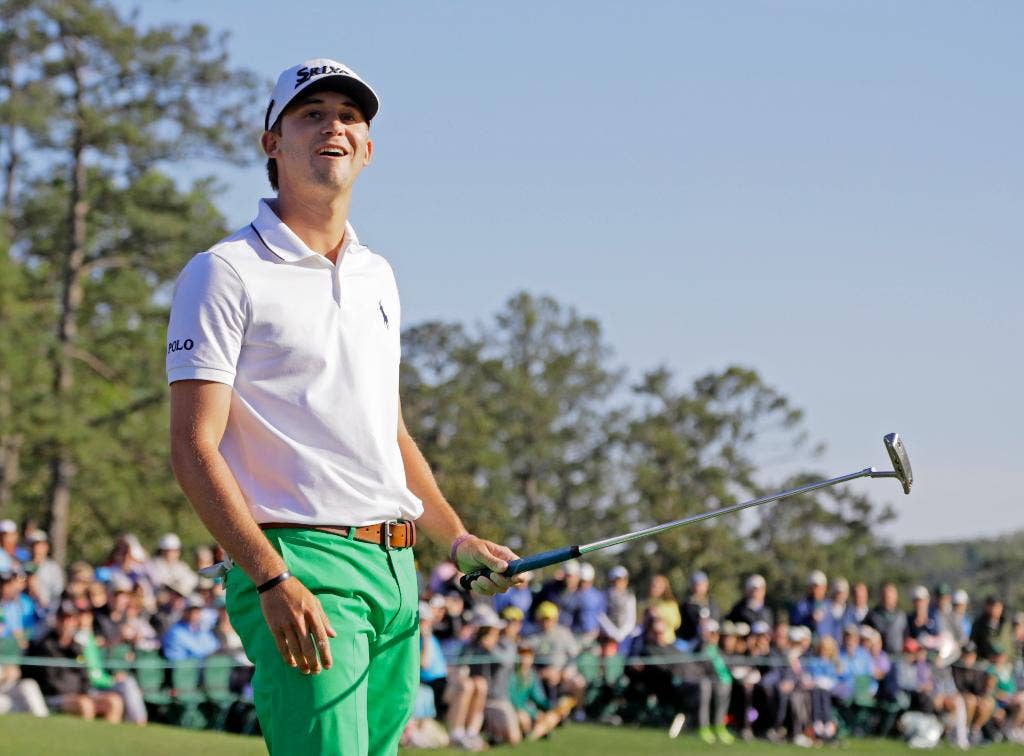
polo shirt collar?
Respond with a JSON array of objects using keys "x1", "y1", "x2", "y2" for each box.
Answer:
[{"x1": 251, "y1": 198, "x2": 363, "y2": 264}]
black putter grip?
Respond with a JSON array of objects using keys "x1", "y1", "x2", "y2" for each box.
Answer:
[{"x1": 459, "y1": 545, "x2": 581, "y2": 591}]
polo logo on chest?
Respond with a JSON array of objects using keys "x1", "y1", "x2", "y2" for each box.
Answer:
[{"x1": 379, "y1": 301, "x2": 389, "y2": 329}]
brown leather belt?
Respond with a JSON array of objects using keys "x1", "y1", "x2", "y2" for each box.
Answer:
[{"x1": 260, "y1": 520, "x2": 416, "y2": 550}]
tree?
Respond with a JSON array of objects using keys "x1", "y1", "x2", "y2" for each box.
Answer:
[
  {"x1": 1, "y1": 0, "x2": 262, "y2": 562},
  {"x1": 401, "y1": 292, "x2": 622, "y2": 565}
]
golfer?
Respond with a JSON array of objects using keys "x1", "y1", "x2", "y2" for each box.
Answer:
[{"x1": 166, "y1": 58, "x2": 518, "y2": 755}]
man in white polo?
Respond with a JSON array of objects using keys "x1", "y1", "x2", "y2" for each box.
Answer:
[{"x1": 166, "y1": 58, "x2": 518, "y2": 755}]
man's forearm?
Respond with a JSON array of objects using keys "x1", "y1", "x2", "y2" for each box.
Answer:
[
  {"x1": 170, "y1": 440, "x2": 287, "y2": 585},
  {"x1": 397, "y1": 428, "x2": 467, "y2": 550}
]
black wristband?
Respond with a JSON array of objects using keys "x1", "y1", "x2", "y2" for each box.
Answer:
[{"x1": 256, "y1": 570, "x2": 292, "y2": 594}]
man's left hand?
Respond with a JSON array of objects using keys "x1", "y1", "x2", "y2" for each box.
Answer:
[{"x1": 455, "y1": 536, "x2": 524, "y2": 596}]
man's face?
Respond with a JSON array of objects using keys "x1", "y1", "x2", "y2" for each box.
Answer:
[
  {"x1": 811, "y1": 584, "x2": 826, "y2": 601},
  {"x1": 853, "y1": 584, "x2": 868, "y2": 606},
  {"x1": 263, "y1": 90, "x2": 373, "y2": 195},
  {"x1": 31, "y1": 541, "x2": 49, "y2": 560},
  {"x1": 883, "y1": 584, "x2": 898, "y2": 608},
  {"x1": 163, "y1": 548, "x2": 181, "y2": 563}
]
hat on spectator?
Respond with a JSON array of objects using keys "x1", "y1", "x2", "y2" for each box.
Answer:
[
  {"x1": 903, "y1": 637, "x2": 921, "y2": 654},
  {"x1": 961, "y1": 640, "x2": 977, "y2": 655},
  {"x1": 788, "y1": 625, "x2": 811, "y2": 643},
  {"x1": 535, "y1": 601, "x2": 559, "y2": 621},
  {"x1": 830, "y1": 577, "x2": 849, "y2": 595},
  {"x1": 952, "y1": 589, "x2": 969, "y2": 606},
  {"x1": 110, "y1": 575, "x2": 134, "y2": 594},
  {"x1": 807, "y1": 570, "x2": 827, "y2": 587},
  {"x1": 563, "y1": 561, "x2": 581, "y2": 577},
  {"x1": 26, "y1": 530, "x2": 48, "y2": 545},
  {"x1": 0, "y1": 519, "x2": 16, "y2": 534},
  {"x1": 690, "y1": 570, "x2": 709, "y2": 586},
  {"x1": 158, "y1": 533, "x2": 182, "y2": 551},
  {"x1": 1013, "y1": 612, "x2": 1024, "y2": 626},
  {"x1": 751, "y1": 620, "x2": 770, "y2": 636},
  {"x1": 428, "y1": 594, "x2": 446, "y2": 609},
  {"x1": 859, "y1": 625, "x2": 880, "y2": 641},
  {"x1": 842, "y1": 622, "x2": 860, "y2": 636},
  {"x1": 911, "y1": 585, "x2": 930, "y2": 601},
  {"x1": 745, "y1": 574, "x2": 766, "y2": 591},
  {"x1": 185, "y1": 594, "x2": 205, "y2": 609},
  {"x1": 720, "y1": 620, "x2": 738, "y2": 636},
  {"x1": 934, "y1": 583, "x2": 951, "y2": 597},
  {"x1": 579, "y1": 563, "x2": 595, "y2": 582},
  {"x1": 608, "y1": 565, "x2": 629, "y2": 581},
  {"x1": 0, "y1": 570, "x2": 14, "y2": 583},
  {"x1": 703, "y1": 618, "x2": 720, "y2": 634},
  {"x1": 163, "y1": 574, "x2": 194, "y2": 597},
  {"x1": 57, "y1": 600, "x2": 79, "y2": 618},
  {"x1": 418, "y1": 601, "x2": 433, "y2": 618},
  {"x1": 500, "y1": 606, "x2": 525, "y2": 622},
  {"x1": 989, "y1": 642, "x2": 1006, "y2": 656},
  {"x1": 734, "y1": 622, "x2": 751, "y2": 637},
  {"x1": 471, "y1": 605, "x2": 505, "y2": 629}
]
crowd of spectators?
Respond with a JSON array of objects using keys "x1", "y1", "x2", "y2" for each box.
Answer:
[
  {"x1": 3, "y1": 517, "x2": 1024, "y2": 752},
  {"x1": 410, "y1": 559, "x2": 1024, "y2": 750},
  {"x1": 0, "y1": 520, "x2": 246, "y2": 725}
]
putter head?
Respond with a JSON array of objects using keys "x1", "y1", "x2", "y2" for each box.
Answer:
[{"x1": 883, "y1": 432, "x2": 913, "y2": 495}]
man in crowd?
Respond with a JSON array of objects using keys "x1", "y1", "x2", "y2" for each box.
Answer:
[
  {"x1": 790, "y1": 570, "x2": 828, "y2": 632},
  {"x1": 23, "y1": 531, "x2": 64, "y2": 610},
  {"x1": 162, "y1": 595, "x2": 220, "y2": 662},
  {"x1": 24, "y1": 602, "x2": 124, "y2": 722},
  {"x1": 147, "y1": 533, "x2": 198, "y2": 597},
  {"x1": 597, "y1": 565, "x2": 636, "y2": 654},
  {"x1": 817, "y1": 577, "x2": 856, "y2": 642},
  {"x1": 0, "y1": 520, "x2": 21, "y2": 574},
  {"x1": 726, "y1": 574, "x2": 772, "y2": 627},
  {"x1": 952, "y1": 590, "x2": 972, "y2": 643},
  {"x1": 528, "y1": 601, "x2": 585, "y2": 710},
  {"x1": 564, "y1": 563, "x2": 605, "y2": 645},
  {"x1": 971, "y1": 595, "x2": 1009, "y2": 661},
  {"x1": 866, "y1": 581, "x2": 908, "y2": 656}
]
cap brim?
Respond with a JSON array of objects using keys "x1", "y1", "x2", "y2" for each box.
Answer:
[{"x1": 268, "y1": 75, "x2": 379, "y2": 129}]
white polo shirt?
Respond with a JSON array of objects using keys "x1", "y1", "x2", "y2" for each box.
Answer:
[{"x1": 166, "y1": 199, "x2": 423, "y2": 526}]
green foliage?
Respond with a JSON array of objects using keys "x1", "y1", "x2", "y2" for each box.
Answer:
[
  {"x1": 0, "y1": 0, "x2": 263, "y2": 561},
  {"x1": 901, "y1": 531, "x2": 1024, "y2": 611}
]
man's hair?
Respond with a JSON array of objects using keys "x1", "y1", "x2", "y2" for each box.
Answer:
[{"x1": 266, "y1": 118, "x2": 283, "y2": 192}]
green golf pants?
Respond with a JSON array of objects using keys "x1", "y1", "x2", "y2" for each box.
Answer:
[{"x1": 225, "y1": 527, "x2": 419, "y2": 755}]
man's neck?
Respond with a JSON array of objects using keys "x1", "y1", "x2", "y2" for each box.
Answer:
[{"x1": 273, "y1": 189, "x2": 352, "y2": 263}]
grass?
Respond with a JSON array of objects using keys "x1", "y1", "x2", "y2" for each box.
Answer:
[{"x1": 1, "y1": 715, "x2": 1021, "y2": 755}]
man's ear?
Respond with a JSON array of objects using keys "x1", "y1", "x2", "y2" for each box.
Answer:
[
  {"x1": 363, "y1": 139, "x2": 373, "y2": 167},
  {"x1": 261, "y1": 130, "x2": 279, "y2": 158}
]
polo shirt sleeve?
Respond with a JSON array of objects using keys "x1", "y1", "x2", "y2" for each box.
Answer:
[{"x1": 166, "y1": 252, "x2": 249, "y2": 386}]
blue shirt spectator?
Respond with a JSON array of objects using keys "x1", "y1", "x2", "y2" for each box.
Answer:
[
  {"x1": 790, "y1": 570, "x2": 828, "y2": 631},
  {"x1": 162, "y1": 603, "x2": 219, "y2": 661}
]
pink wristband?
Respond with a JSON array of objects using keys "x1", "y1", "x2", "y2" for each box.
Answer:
[{"x1": 450, "y1": 533, "x2": 473, "y2": 563}]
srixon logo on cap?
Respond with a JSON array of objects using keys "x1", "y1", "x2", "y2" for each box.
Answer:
[{"x1": 294, "y1": 65, "x2": 352, "y2": 89}]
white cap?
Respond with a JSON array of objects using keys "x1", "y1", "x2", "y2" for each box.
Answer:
[
  {"x1": 579, "y1": 563, "x2": 595, "y2": 582},
  {"x1": 830, "y1": 577, "x2": 850, "y2": 595},
  {"x1": 563, "y1": 560, "x2": 581, "y2": 577},
  {"x1": 745, "y1": 573, "x2": 766, "y2": 591},
  {"x1": 952, "y1": 589, "x2": 969, "y2": 606},
  {"x1": 470, "y1": 605, "x2": 506, "y2": 630},
  {"x1": 911, "y1": 585, "x2": 930, "y2": 601},
  {"x1": 265, "y1": 59, "x2": 380, "y2": 130},
  {"x1": 608, "y1": 565, "x2": 629, "y2": 580},
  {"x1": 808, "y1": 570, "x2": 827, "y2": 587},
  {"x1": 0, "y1": 519, "x2": 16, "y2": 534},
  {"x1": 159, "y1": 533, "x2": 182, "y2": 551}
]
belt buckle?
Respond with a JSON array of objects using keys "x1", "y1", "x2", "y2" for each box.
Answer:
[{"x1": 381, "y1": 520, "x2": 395, "y2": 551}]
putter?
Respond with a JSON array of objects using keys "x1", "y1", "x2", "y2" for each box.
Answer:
[{"x1": 460, "y1": 432, "x2": 913, "y2": 590}]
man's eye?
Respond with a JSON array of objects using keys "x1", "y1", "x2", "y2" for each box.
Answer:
[{"x1": 305, "y1": 110, "x2": 321, "y2": 119}]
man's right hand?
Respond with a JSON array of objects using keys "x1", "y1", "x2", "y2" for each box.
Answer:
[{"x1": 258, "y1": 577, "x2": 337, "y2": 675}]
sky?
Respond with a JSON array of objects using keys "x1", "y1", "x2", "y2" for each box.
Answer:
[{"x1": 120, "y1": 1, "x2": 1022, "y2": 544}]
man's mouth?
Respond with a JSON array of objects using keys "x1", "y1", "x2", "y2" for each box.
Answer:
[{"x1": 316, "y1": 145, "x2": 348, "y2": 158}]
